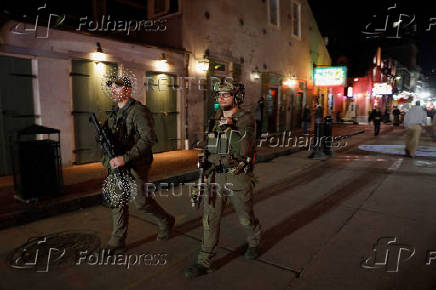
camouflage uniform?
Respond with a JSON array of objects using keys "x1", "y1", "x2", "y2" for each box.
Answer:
[
  {"x1": 196, "y1": 108, "x2": 261, "y2": 268},
  {"x1": 102, "y1": 98, "x2": 174, "y2": 247}
]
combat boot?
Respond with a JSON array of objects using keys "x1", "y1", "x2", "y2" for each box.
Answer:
[
  {"x1": 184, "y1": 263, "x2": 211, "y2": 278},
  {"x1": 103, "y1": 237, "x2": 127, "y2": 254},
  {"x1": 244, "y1": 246, "x2": 259, "y2": 260},
  {"x1": 157, "y1": 215, "x2": 175, "y2": 241}
]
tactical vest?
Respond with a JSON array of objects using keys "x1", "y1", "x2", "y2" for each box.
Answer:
[
  {"x1": 205, "y1": 110, "x2": 254, "y2": 169},
  {"x1": 106, "y1": 100, "x2": 137, "y2": 156}
]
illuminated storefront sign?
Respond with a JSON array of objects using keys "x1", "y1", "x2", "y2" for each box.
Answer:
[
  {"x1": 372, "y1": 83, "x2": 392, "y2": 95},
  {"x1": 314, "y1": 66, "x2": 347, "y2": 87}
]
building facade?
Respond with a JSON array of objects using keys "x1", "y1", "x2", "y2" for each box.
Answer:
[
  {"x1": 181, "y1": 0, "x2": 331, "y2": 140},
  {"x1": 0, "y1": 0, "x2": 330, "y2": 176}
]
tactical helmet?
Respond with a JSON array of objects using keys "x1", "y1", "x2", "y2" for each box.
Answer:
[{"x1": 213, "y1": 79, "x2": 245, "y2": 105}]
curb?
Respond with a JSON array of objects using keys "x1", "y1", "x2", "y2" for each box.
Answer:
[{"x1": 0, "y1": 146, "x2": 301, "y2": 230}]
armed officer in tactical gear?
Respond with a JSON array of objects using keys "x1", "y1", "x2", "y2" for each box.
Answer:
[
  {"x1": 102, "y1": 76, "x2": 175, "y2": 253},
  {"x1": 184, "y1": 79, "x2": 262, "y2": 278}
]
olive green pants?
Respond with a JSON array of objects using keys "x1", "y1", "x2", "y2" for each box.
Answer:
[
  {"x1": 405, "y1": 125, "x2": 422, "y2": 157},
  {"x1": 109, "y1": 167, "x2": 172, "y2": 246},
  {"x1": 197, "y1": 172, "x2": 261, "y2": 268}
]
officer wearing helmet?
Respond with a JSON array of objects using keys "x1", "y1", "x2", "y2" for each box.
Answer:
[{"x1": 184, "y1": 78, "x2": 262, "y2": 278}]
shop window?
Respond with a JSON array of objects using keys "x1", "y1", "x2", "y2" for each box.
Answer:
[
  {"x1": 292, "y1": 0, "x2": 301, "y2": 38},
  {"x1": 268, "y1": 0, "x2": 280, "y2": 27}
]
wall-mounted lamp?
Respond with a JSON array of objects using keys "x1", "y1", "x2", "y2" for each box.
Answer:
[
  {"x1": 91, "y1": 42, "x2": 107, "y2": 62},
  {"x1": 160, "y1": 53, "x2": 168, "y2": 63},
  {"x1": 154, "y1": 53, "x2": 170, "y2": 72},
  {"x1": 196, "y1": 59, "x2": 210, "y2": 72},
  {"x1": 283, "y1": 74, "x2": 297, "y2": 88},
  {"x1": 251, "y1": 66, "x2": 261, "y2": 81}
]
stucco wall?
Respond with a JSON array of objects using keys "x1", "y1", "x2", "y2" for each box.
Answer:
[
  {"x1": 1, "y1": 21, "x2": 187, "y2": 165},
  {"x1": 182, "y1": 0, "x2": 330, "y2": 137}
]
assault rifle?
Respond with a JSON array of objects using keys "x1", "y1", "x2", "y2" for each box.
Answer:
[{"x1": 89, "y1": 113, "x2": 132, "y2": 205}]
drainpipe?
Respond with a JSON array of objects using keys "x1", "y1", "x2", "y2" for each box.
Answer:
[{"x1": 184, "y1": 52, "x2": 190, "y2": 150}]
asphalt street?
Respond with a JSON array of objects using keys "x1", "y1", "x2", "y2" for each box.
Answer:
[{"x1": 1, "y1": 126, "x2": 436, "y2": 290}]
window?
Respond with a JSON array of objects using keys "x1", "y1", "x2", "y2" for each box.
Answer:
[
  {"x1": 148, "y1": 0, "x2": 179, "y2": 18},
  {"x1": 292, "y1": 1, "x2": 301, "y2": 38},
  {"x1": 214, "y1": 62, "x2": 226, "y2": 72},
  {"x1": 268, "y1": 0, "x2": 280, "y2": 27}
]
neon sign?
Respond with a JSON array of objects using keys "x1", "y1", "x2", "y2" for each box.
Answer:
[{"x1": 314, "y1": 66, "x2": 347, "y2": 87}]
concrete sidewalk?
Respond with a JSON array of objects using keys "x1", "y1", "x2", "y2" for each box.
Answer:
[
  {"x1": 2, "y1": 123, "x2": 431, "y2": 290},
  {"x1": 0, "y1": 124, "x2": 390, "y2": 229}
]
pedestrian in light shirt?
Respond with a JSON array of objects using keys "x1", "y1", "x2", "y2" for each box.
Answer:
[{"x1": 404, "y1": 101, "x2": 427, "y2": 157}]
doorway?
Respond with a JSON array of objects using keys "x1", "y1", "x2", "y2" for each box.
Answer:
[
  {"x1": 0, "y1": 55, "x2": 35, "y2": 176},
  {"x1": 265, "y1": 88, "x2": 278, "y2": 133},
  {"x1": 71, "y1": 60, "x2": 117, "y2": 164},
  {"x1": 145, "y1": 72, "x2": 178, "y2": 153},
  {"x1": 292, "y1": 92, "x2": 303, "y2": 129}
]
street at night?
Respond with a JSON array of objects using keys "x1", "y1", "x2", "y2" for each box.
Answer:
[
  {"x1": 1, "y1": 0, "x2": 436, "y2": 289},
  {"x1": 2, "y1": 126, "x2": 436, "y2": 289}
]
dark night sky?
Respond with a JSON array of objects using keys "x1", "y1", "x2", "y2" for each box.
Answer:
[{"x1": 308, "y1": 0, "x2": 436, "y2": 76}]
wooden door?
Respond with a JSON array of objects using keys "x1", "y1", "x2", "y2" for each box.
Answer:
[
  {"x1": 71, "y1": 60, "x2": 117, "y2": 164},
  {"x1": 146, "y1": 72, "x2": 178, "y2": 153},
  {"x1": 266, "y1": 88, "x2": 278, "y2": 133},
  {"x1": 0, "y1": 56, "x2": 35, "y2": 176}
]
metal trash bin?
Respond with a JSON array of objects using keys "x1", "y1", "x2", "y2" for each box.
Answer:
[{"x1": 11, "y1": 125, "x2": 64, "y2": 202}]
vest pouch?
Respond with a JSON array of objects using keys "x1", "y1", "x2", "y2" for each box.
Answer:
[
  {"x1": 218, "y1": 133, "x2": 229, "y2": 154},
  {"x1": 206, "y1": 133, "x2": 219, "y2": 154}
]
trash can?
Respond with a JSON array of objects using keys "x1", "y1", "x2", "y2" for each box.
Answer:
[
  {"x1": 323, "y1": 116, "x2": 333, "y2": 156},
  {"x1": 11, "y1": 125, "x2": 64, "y2": 202}
]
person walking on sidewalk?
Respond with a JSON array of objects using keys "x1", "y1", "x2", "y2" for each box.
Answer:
[
  {"x1": 314, "y1": 104, "x2": 323, "y2": 124},
  {"x1": 404, "y1": 101, "x2": 427, "y2": 158},
  {"x1": 102, "y1": 76, "x2": 175, "y2": 253},
  {"x1": 255, "y1": 96, "x2": 264, "y2": 139},
  {"x1": 184, "y1": 80, "x2": 261, "y2": 278},
  {"x1": 302, "y1": 104, "x2": 311, "y2": 134},
  {"x1": 393, "y1": 106, "x2": 401, "y2": 126},
  {"x1": 369, "y1": 106, "x2": 382, "y2": 136}
]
